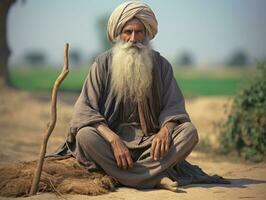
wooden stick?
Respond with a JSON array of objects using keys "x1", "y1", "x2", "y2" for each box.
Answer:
[{"x1": 30, "y1": 43, "x2": 70, "y2": 195}]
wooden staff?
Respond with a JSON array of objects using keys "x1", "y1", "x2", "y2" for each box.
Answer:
[{"x1": 30, "y1": 43, "x2": 70, "y2": 195}]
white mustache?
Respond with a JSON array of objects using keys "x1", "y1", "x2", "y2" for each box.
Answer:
[{"x1": 122, "y1": 41, "x2": 146, "y2": 49}]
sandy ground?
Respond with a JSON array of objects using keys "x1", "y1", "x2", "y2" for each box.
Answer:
[{"x1": 0, "y1": 85, "x2": 265, "y2": 200}]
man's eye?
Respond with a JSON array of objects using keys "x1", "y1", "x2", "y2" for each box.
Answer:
[{"x1": 124, "y1": 30, "x2": 132, "y2": 34}]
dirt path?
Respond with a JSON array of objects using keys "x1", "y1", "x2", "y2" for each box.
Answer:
[
  {"x1": 0, "y1": 87, "x2": 265, "y2": 199},
  {"x1": 1, "y1": 152, "x2": 265, "y2": 200}
]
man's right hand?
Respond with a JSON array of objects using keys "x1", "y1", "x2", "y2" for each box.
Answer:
[
  {"x1": 95, "y1": 123, "x2": 133, "y2": 170},
  {"x1": 110, "y1": 135, "x2": 133, "y2": 170}
]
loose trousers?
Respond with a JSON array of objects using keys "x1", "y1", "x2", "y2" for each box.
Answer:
[{"x1": 74, "y1": 122, "x2": 198, "y2": 189}]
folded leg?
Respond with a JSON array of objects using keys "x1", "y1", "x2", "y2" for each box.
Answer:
[{"x1": 74, "y1": 122, "x2": 198, "y2": 189}]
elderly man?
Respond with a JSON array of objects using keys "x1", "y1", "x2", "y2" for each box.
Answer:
[{"x1": 56, "y1": 1, "x2": 228, "y2": 191}]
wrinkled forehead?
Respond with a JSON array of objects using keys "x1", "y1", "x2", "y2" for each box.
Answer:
[{"x1": 121, "y1": 18, "x2": 146, "y2": 32}]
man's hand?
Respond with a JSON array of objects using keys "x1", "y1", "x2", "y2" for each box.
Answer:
[
  {"x1": 151, "y1": 125, "x2": 171, "y2": 161},
  {"x1": 110, "y1": 135, "x2": 133, "y2": 170},
  {"x1": 95, "y1": 123, "x2": 133, "y2": 170}
]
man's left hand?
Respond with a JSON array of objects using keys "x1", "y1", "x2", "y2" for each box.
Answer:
[{"x1": 151, "y1": 126, "x2": 171, "y2": 160}]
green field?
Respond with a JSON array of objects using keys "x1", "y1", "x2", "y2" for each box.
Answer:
[
  {"x1": 10, "y1": 66, "x2": 257, "y2": 96},
  {"x1": 10, "y1": 67, "x2": 89, "y2": 92},
  {"x1": 173, "y1": 68, "x2": 256, "y2": 96}
]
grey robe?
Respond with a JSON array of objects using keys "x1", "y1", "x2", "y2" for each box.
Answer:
[
  {"x1": 53, "y1": 48, "x2": 229, "y2": 186},
  {"x1": 70, "y1": 49, "x2": 190, "y2": 135}
]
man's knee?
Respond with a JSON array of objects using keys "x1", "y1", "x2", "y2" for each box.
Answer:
[
  {"x1": 184, "y1": 122, "x2": 199, "y2": 144},
  {"x1": 176, "y1": 122, "x2": 199, "y2": 145},
  {"x1": 76, "y1": 126, "x2": 101, "y2": 148}
]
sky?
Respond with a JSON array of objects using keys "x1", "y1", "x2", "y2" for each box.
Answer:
[{"x1": 7, "y1": 0, "x2": 266, "y2": 66}]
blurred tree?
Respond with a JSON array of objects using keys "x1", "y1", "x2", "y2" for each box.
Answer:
[
  {"x1": 96, "y1": 14, "x2": 111, "y2": 51},
  {"x1": 0, "y1": 0, "x2": 17, "y2": 86},
  {"x1": 176, "y1": 51, "x2": 194, "y2": 67},
  {"x1": 69, "y1": 49, "x2": 82, "y2": 66},
  {"x1": 24, "y1": 51, "x2": 46, "y2": 66},
  {"x1": 220, "y1": 63, "x2": 266, "y2": 161},
  {"x1": 227, "y1": 49, "x2": 249, "y2": 67}
]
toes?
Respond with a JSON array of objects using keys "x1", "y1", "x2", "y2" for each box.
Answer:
[
  {"x1": 165, "y1": 185, "x2": 179, "y2": 192},
  {"x1": 170, "y1": 187, "x2": 179, "y2": 192},
  {"x1": 170, "y1": 181, "x2": 178, "y2": 187},
  {"x1": 156, "y1": 177, "x2": 180, "y2": 192}
]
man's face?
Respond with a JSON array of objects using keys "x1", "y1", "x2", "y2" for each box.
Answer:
[{"x1": 120, "y1": 18, "x2": 146, "y2": 44}]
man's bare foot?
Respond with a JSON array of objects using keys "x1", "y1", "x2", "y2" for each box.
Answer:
[{"x1": 156, "y1": 176, "x2": 179, "y2": 192}]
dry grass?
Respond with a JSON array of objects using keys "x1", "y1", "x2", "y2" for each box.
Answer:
[{"x1": 0, "y1": 156, "x2": 116, "y2": 197}]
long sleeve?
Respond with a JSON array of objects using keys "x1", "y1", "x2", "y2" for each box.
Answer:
[
  {"x1": 158, "y1": 58, "x2": 190, "y2": 127},
  {"x1": 70, "y1": 62, "x2": 107, "y2": 133}
]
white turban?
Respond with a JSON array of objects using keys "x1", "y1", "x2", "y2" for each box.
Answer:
[{"x1": 107, "y1": 1, "x2": 158, "y2": 43}]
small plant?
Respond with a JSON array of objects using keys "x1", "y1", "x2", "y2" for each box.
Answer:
[{"x1": 220, "y1": 62, "x2": 266, "y2": 161}]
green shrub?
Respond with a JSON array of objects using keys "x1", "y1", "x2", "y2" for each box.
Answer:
[{"x1": 220, "y1": 63, "x2": 266, "y2": 161}]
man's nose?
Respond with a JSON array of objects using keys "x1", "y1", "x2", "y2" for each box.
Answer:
[{"x1": 129, "y1": 32, "x2": 137, "y2": 43}]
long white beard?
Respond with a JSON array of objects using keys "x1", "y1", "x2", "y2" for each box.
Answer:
[{"x1": 111, "y1": 41, "x2": 153, "y2": 102}]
